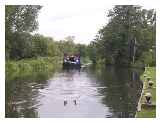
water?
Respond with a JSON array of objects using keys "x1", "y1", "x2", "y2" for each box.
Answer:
[{"x1": 6, "y1": 66, "x2": 143, "y2": 118}]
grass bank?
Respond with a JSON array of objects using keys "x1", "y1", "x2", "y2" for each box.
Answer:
[
  {"x1": 5, "y1": 57, "x2": 62, "y2": 82},
  {"x1": 136, "y1": 67, "x2": 156, "y2": 118}
]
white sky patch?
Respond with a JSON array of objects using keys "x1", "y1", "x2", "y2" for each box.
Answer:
[{"x1": 37, "y1": 4, "x2": 113, "y2": 44}]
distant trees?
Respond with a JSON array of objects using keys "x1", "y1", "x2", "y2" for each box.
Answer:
[
  {"x1": 89, "y1": 5, "x2": 156, "y2": 66},
  {"x1": 56, "y1": 36, "x2": 89, "y2": 58},
  {"x1": 58, "y1": 36, "x2": 77, "y2": 55}
]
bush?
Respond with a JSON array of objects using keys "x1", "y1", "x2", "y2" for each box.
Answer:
[{"x1": 5, "y1": 57, "x2": 61, "y2": 82}]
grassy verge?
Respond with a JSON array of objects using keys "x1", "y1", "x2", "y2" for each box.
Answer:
[
  {"x1": 5, "y1": 57, "x2": 62, "y2": 82},
  {"x1": 136, "y1": 67, "x2": 156, "y2": 118}
]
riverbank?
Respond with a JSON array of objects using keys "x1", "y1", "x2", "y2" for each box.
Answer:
[
  {"x1": 136, "y1": 67, "x2": 156, "y2": 118},
  {"x1": 5, "y1": 57, "x2": 62, "y2": 82}
]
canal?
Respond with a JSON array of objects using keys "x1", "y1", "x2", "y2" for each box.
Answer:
[{"x1": 6, "y1": 66, "x2": 143, "y2": 118}]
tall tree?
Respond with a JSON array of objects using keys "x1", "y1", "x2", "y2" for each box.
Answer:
[
  {"x1": 5, "y1": 5, "x2": 42, "y2": 59},
  {"x1": 92, "y1": 5, "x2": 156, "y2": 66},
  {"x1": 5, "y1": 5, "x2": 42, "y2": 33}
]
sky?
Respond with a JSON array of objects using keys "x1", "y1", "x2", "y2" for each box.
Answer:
[
  {"x1": 36, "y1": 0, "x2": 156, "y2": 44},
  {"x1": 37, "y1": 3, "x2": 113, "y2": 44}
]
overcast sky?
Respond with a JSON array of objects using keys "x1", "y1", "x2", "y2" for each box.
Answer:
[{"x1": 36, "y1": 1, "x2": 155, "y2": 44}]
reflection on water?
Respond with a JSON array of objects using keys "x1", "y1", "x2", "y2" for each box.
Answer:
[{"x1": 6, "y1": 66, "x2": 143, "y2": 118}]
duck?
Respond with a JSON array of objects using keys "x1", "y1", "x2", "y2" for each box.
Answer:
[
  {"x1": 73, "y1": 100, "x2": 77, "y2": 105},
  {"x1": 64, "y1": 100, "x2": 67, "y2": 106}
]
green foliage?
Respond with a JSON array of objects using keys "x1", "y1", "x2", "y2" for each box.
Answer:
[
  {"x1": 5, "y1": 5, "x2": 42, "y2": 33},
  {"x1": 6, "y1": 57, "x2": 61, "y2": 82},
  {"x1": 58, "y1": 40, "x2": 76, "y2": 54},
  {"x1": 90, "y1": 5, "x2": 156, "y2": 67},
  {"x1": 87, "y1": 42, "x2": 98, "y2": 64},
  {"x1": 136, "y1": 108, "x2": 156, "y2": 118},
  {"x1": 31, "y1": 34, "x2": 48, "y2": 57},
  {"x1": 5, "y1": 5, "x2": 42, "y2": 60},
  {"x1": 137, "y1": 50, "x2": 155, "y2": 67}
]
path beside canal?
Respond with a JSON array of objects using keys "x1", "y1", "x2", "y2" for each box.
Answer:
[{"x1": 136, "y1": 67, "x2": 156, "y2": 118}]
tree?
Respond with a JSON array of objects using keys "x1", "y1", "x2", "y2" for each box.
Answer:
[
  {"x1": 5, "y1": 5, "x2": 42, "y2": 33},
  {"x1": 9, "y1": 32, "x2": 33, "y2": 59},
  {"x1": 91, "y1": 5, "x2": 156, "y2": 66},
  {"x1": 5, "y1": 5, "x2": 42, "y2": 60}
]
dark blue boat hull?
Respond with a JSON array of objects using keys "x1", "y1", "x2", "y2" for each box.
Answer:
[{"x1": 63, "y1": 62, "x2": 81, "y2": 69}]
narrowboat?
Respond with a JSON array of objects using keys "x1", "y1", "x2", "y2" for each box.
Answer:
[{"x1": 63, "y1": 54, "x2": 81, "y2": 68}]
